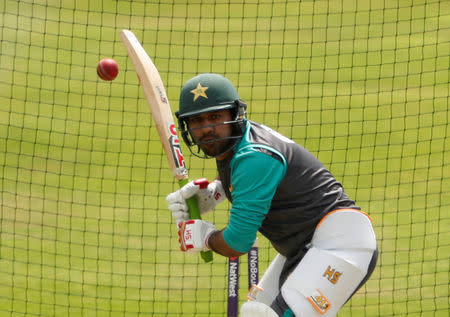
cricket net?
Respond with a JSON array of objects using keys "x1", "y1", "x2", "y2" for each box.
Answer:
[{"x1": 0, "y1": 0, "x2": 448, "y2": 316}]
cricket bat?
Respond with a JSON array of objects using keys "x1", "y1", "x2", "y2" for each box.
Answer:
[{"x1": 120, "y1": 29, "x2": 213, "y2": 263}]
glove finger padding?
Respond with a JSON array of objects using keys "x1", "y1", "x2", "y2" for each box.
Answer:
[
  {"x1": 167, "y1": 201, "x2": 188, "y2": 212},
  {"x1": 179, "y1": 180, "x2": 202, "y2": 199},
  {"x1": 171, "y1": 210, "x2": 190, "y2": 223},
  {"x1": 166, "y1": 189, "x2": 190, "y2": 225},
  {"x1": 166, "y1": 179, "x2": 226, "y2": 225},
  {"x1": 166, "y1": 190, "x2": 184, "y2": 206},
  {"x1": 166, "y1": 180, "x2": 203, "y2": 224}
]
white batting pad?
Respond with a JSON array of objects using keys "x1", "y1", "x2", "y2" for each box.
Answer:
[
  {"x1": 248, "y1": 253, "x2": 286, "y2": 305},
  {"x1": 241, "y1": 301, "x2": 279, "y2": 317},
  {"x1": 281, "y1": 247, "x2": 366, "y2": 316},
  {"x1": 312, "y1": 209, "x2": 376, "y2": 250}
]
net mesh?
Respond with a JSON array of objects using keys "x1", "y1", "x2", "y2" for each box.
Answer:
[{"x1": 0, "y1": 0, "x2": 448, "y2": 316}]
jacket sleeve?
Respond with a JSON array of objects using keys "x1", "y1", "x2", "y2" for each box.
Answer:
[{"x1": 223, "y1": 147, "x2": 286, "y2": 253}]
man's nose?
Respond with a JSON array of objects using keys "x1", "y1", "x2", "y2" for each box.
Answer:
[{"x1": 198, "y1": 120, "x2": 215, "y2": 134}]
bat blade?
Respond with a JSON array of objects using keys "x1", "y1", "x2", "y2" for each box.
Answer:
[
  {"x1": 120, "y1": 29, "x2": 213, "y2": 263},
  {"x1": 120, "y1": 29, "x2": 186, "y2": 180}
]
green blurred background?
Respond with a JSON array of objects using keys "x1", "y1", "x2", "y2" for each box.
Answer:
[{"x1": 0, "y1": 0, "x2": 448, "y2": 316}]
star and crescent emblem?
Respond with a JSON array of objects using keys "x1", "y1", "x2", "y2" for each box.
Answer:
[{"x1": 190, "y1": 83, "x2": 208, "y2": 101}]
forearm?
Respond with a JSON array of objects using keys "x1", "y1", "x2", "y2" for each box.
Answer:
[{"x1": 207, "y1": 229, "x2": 245, "y2": 258}]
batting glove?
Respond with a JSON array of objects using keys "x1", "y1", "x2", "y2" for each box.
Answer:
[
  {"x1": 166, "y1": 178, "x2": 226, "y2": 225},
  {"x1": 178, "y1": 219, "x2": 216, "y2": 253}
]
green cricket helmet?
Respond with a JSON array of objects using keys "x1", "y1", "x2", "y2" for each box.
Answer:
[{"x1": 176, "y1": 73, "x2": 247, "y2": 158}]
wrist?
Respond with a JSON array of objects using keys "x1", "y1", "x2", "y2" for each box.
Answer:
[{"x1": 204, "y1": 229, "x2": 217, "y2": 251}]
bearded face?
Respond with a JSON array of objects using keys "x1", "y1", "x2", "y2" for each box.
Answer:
[{"x1": 187, "y1": 110, "x2": 236, "y2": 159}]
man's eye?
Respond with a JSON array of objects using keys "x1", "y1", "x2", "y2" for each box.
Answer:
[
  {"x1": 209, "y1": 114, "x2": 220, "y2": 120},
  {"x1": 190, "y1": 117, "x2": 202, "y2": 124}
]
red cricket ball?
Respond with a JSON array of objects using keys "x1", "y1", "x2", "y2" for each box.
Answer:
[{"x1": 97, "y1": 58, "x2": 119, "y2": 81}]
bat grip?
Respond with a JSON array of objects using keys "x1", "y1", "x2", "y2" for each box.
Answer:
[{"x1": 179, "y1": 178, "x2": 214, "y2": 263}]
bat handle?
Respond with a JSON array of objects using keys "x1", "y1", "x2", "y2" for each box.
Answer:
[{"x1": 179, "y1": 178, "x2": 214, "y2": 263}]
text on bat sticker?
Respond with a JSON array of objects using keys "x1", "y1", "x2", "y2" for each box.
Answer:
[
  {"x1": 169, "y1": 124, "x2": 186, "y2": 170},
  {"x1": 156, "y1": 86, "x2": 168, "y2": 104}
]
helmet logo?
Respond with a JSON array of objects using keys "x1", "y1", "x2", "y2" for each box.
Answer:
[{"x1": 190, "y1": 83, "x2": 208, "y2": 101}]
